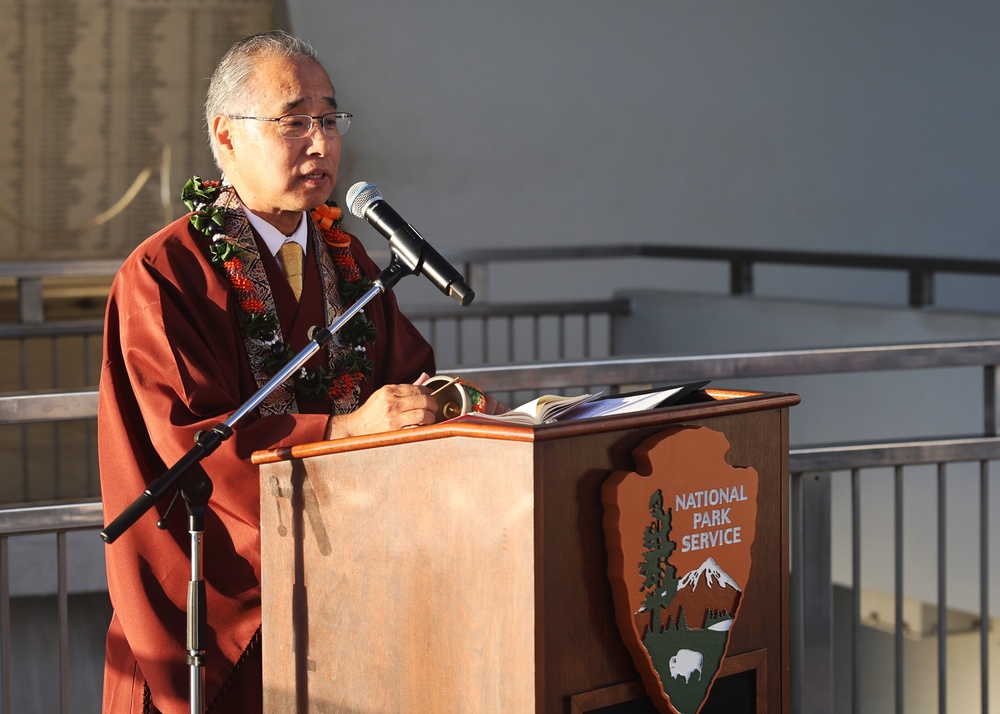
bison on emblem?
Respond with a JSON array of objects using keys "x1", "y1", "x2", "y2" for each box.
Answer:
[{"x1": 668, "y1": 649, "x2": 704, "y2": 684}]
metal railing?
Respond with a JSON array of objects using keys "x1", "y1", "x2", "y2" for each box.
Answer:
[
  {"x1": 8, "y1": 239, "x2": 1000, "y2": 504},
  {"x1": 403, "y1": 298, "x2": 627, "y2": 366},
  {"x1": 7, "y1": 242, "x2": 1000, "y2": 324},
  {"x1": 0, "y1": 501, "x2": 104, "y2": 714},
  {"x1": 0, "y1": 339, "x2": 998, "y2": 713},
  {"x1": 790, "y1": 439, "x2": 996, "y2": 714},
  {"x1": 0, "y1": 261, "x2": 119, "y2": 324},
  {"x1": 0, "y1": 322, "x2": 103, "y2": 504},
  {"x1": 391, "y1": 243, "x2": 1000, "y2": 309},
  {"x1": 0, "y1": 302, "x2": 624, "y2": 505}
]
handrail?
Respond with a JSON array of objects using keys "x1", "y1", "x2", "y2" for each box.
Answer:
[
  {"x1": 377, "y1": 243, "x2": 1000, "y2": 306},
  {"x1": 7, "y1": 243, "x2": 1000, "y2": 277},
  {"x1": 0, "y1": 390, "x2": 99, "y2": 423},
  {"x1": 4, "y1": 339, "x2": 1000, "y2": 420},
  {"x1": 0, "y1": 319, "x2": 104, "y2": 338},
  {"x1": 4, "y1": 243, "x2": 1000, "y2": 313},
  {"x1": 790, "y1": 434, "x2": 1000, "y2": 472},
  {"x1": 452, "y1": 339, "x2": 1000, "y2": 391},
  {"x1": 0, "y1": 501, "x2": 103, "y2": 536},
  {"x1": 403, "y1": 297, "x2": 632, "y2": 319},
  {"x1": 387, "y1": 242, "x2": 1000, "y2": 277},
  {"x1": 0, "y1": 260, "x2": 123, "y2": 279}
]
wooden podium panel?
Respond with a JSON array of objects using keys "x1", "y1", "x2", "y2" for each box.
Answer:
[{"x1": 254, "y1": 389, "x2": 797, "y2": 713}]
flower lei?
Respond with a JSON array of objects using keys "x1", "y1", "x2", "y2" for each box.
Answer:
[{"x1": 181, "y1": 176, "x2": 375, "y2": 415}]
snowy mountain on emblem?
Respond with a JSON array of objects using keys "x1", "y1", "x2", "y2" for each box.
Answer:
[
  {"x1": 658, "y1": 557, "x2": 743, "y2": 630},
  {"x1": 677, "y1": 556, "x2": 742, "y2": 592}
]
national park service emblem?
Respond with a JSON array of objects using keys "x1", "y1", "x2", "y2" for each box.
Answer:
[{"x1": 602, "y1": 426, "x2": 758, "y2": 714}]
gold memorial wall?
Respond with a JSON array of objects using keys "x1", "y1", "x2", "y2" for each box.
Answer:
[{"x1": 0, "y1": 0, "x2": 275, "y2": 260}]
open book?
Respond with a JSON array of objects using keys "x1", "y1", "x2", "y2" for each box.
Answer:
[
  {"x1": 456, "y1": 391, "x2": 602, "y2": 425},
  {"x1": 448, "y1": 380, "x2": 710, "y2": 426},
  {"x1": 560, "y1": 380, "x2": 710, "y2": 421}
]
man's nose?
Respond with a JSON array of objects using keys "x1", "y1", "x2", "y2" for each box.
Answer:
[{"x1": 306, "y1": 124, "x2": 339, "y2": 154}]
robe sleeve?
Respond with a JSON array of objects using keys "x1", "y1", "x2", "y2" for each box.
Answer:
[{"x1": 99, "y1": 220, "x2": 330, "y2": 713}]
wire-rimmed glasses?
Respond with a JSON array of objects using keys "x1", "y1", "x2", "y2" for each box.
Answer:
[{"x1": 229, "y1": 112, "x2": 352, "y2": 138}]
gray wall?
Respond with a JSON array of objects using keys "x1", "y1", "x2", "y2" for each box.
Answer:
[
  {"x1": 288, "y1": 1, "x2": 1000, "y2": 310},
  {"x1": 831, "y1": 585, "x2": 1000, "y2": 714}
]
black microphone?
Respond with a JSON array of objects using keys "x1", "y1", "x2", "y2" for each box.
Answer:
[{"x1": 346, "y1": 181, "x2": 475, "y2": 306}]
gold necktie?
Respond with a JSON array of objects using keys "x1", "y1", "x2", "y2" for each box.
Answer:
[{"x1": 277, "y1": 241, "x2": 304, "y2": 301}]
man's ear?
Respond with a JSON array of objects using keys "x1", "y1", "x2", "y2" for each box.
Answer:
[{"x1": 212, "y1": 115, "x2": 236, "y2": 159}]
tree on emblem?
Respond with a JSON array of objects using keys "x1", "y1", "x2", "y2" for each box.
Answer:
[{"x1": 638, "y1": 489, "x2": 678, "y2": 636}]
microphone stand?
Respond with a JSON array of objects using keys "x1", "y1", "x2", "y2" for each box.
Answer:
[{"x1": 100, "y1": 254, "x2": 417, "y2": 714}]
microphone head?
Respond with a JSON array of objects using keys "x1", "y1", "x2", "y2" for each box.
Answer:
[{"x1": 346, "y1": 181, "x2": 383, "y2": 218}]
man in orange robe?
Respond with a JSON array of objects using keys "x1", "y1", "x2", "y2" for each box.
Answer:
[{"x1": 99, "y1": 31, "x2": 438, "y2": 713}]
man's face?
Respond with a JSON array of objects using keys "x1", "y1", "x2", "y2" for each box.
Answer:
[{"x1": 213, "y1": 55, "x2": 341, "y2": 234}]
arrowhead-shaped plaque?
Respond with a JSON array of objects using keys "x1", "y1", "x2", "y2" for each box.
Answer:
[{"x1": 602, "y1": 426, "x2": 758, "y2": 714}]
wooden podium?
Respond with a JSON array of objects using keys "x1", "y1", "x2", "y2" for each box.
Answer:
[{"x1": 253, "y1": 389, "x2": 797, "y2": 713}]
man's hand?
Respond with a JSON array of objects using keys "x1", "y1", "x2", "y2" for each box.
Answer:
[
  {"x1": 483, "y1": 393, "x2": 507, "y2": 415},
  {"x1": 325, "y1": 383, "x2": 437, "y2": 440}
]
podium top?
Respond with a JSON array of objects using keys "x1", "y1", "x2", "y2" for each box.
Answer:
[{"x1": 251, "y1": 388, "x2": 799, "y2": 465}]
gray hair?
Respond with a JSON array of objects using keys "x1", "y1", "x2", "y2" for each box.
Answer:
[{"x1": 205, "y1": 30, "x2": 322, "y2": 169}]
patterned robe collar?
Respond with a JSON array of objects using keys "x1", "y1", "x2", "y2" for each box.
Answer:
[{"x1": 211, "y1": 187, "x2": 361, "y2": 416}]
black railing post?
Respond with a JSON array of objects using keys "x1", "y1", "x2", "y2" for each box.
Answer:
[
  {"x1": 730, "y1": 259, "x2": 753, "y2": 295},
  {"x1": 984, "y1": 365, "x2": 999, "y2": 436},
  {"x1": 908, "y1": 269, "x2": 934, "y2": 308},
  {"x1": 791, "y1": 471, "x2": 834, "y2": 714}
]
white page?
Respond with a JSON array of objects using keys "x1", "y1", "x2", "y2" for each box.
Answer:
[{"x1": 558, "y1": 386, "x2": 685, "y2": 421}]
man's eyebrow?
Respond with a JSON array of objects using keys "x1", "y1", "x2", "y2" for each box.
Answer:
[{"x1": 280, "y1": 95, "x2": 338, "y2": 114}]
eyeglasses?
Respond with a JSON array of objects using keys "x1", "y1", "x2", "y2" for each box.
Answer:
[{"x1": 229, "y1": 112, "x2": 352, "y2": 139}]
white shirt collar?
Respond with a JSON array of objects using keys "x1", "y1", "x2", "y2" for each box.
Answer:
[{"x1": 244, "y1": 209, "x2": 309, "y2": 257}]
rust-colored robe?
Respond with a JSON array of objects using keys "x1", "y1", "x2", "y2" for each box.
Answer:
[{"x1": 99, "y1": 212, "x2": 434, "y2": 713}]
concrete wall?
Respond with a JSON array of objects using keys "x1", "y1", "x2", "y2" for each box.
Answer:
[{"x1": 832, "y1": 586, "x2": 1000, "y2": 714}]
